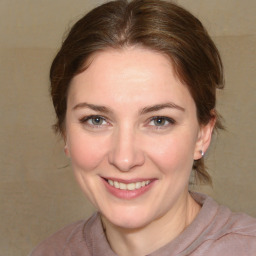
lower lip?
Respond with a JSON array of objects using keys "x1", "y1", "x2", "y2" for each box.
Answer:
[{"x1": 102, "y1": 179, "x2": 156, "y2": 200}]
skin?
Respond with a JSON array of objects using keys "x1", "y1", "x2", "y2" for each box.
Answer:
[{"x1": 64, "y1": 47, "x2": 215, "y2": 256}]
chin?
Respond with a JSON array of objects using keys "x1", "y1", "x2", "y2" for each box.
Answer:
[{"x1": 101, "y1": 207, "x2": 155, "y2": 230}]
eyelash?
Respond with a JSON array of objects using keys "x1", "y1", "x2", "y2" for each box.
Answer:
[
  {"x1": 148, "y1": 116, "x2": 176, "y2": 129},
  {"x1": 79, "y1": 115, "x2": 109, "y2": 128},
  {"x1": 79, "y1": 115, "x2": 176, "y2": 129}
]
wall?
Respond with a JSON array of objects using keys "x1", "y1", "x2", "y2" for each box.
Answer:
[{"x1": 0, "y1": 1, "x2": 255, "y2": 255}]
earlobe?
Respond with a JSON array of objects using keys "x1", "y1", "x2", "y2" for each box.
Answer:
[
  {"x1": 64, "y1": 145, "x2": 70, "y2": 157},
  {"x1": 199, "y1": 150, "x2": 205, "y2": 157},
  {"x1": 63, "y1": 132, "x2": 70, "y2": 157},
  {"x1": 194, "y1": 116, "x2": 216, "y2": 160}
]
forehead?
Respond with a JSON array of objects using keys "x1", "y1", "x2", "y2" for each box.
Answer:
[
  {"x1": 80, "y1": 47, "x2": 176, "y2": 81},
  {"x1": 68, "y1": 47, "x2": 194, "y2": 109}
]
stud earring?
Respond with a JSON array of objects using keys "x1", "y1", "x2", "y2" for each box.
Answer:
[{"x1": 200, "y1": 150, "x2": 205, "y2": 157}]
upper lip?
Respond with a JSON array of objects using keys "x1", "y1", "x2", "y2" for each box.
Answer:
[{"x1": 101, "y1": 176, "x2": 157, "y2": 184}]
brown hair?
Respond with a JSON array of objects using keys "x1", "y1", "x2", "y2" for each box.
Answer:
[{"x1": 50, "y1": 0, "x2": 224, "y2": 184}]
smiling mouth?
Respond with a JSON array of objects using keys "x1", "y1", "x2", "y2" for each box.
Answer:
[{"x1": 107, "y1": 179, "x2": 151, "y2": 191}]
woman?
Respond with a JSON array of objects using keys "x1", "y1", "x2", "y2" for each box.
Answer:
[{"x1": 30, "y1": 0, "x2": 256, "y2": 255}]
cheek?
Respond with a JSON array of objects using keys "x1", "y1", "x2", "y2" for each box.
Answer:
[
  {"x1": 146, "y1": 132, "x2": 197, "y2": 173},
  {"x1": 67, "y1": 132, "x2": 109, "y2": 171}
]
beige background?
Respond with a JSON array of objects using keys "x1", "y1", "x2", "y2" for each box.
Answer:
[{"x1": 0, "y1": 0, "x2": 255, "y2": 255}]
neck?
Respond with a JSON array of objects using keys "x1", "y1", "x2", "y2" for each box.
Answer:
[{"x1": 101, "y1": 191, "x2": 201, "y2": 256}]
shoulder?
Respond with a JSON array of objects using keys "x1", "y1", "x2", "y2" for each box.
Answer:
[
  {"x1": 29, "y1": 213, "x2": 99, "y2": 256},
  {"x1": 210, "y1": 211, "x2": 256, "y2": 253},
  {"x1": 191, "y1": 192, "x2": 256, "y2": 255},
  {"x1": 196, "y1": 212, "x2": 256, "y2": 255}
]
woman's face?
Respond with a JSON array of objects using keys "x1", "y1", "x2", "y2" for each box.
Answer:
[{"x1": 65, "y1": 47, "x2": 212, "y2": 229}]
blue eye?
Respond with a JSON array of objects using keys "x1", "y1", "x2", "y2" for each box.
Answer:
[
  {"x1": 90, "y1": 116, "x2": 105, "y2": 125},
  {"x1": 149, "y1": 117, "x2": 175, "y2": 127},
  {"x1": 80, "y1": 115, "x2": 107, "y2": 126}
]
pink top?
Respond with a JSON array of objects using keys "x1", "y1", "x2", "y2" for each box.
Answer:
[{"x1": 30, "y1": 192, "x2": 256, "y2": 255}]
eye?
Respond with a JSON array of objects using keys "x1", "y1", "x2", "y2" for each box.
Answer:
[
  {"x1": 149, "y1": 116, "x2": 175, "y2": 127},
  {"x1": 89, "y1": 116, "x2": 105, "y2": 125},
  {"x1": 79, "y1": 115, "x2": 108, "y2": 127}
]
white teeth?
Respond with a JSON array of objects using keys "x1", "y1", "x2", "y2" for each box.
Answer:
[
  {"x1": 119, "y1": 183, "x2": 127, "y2": 190},
  {"x1": 107, "y1": 179, "x2": 151, "y2": 191},
  {"x1": 135, "y1": 182, "x2": 141, "y2": 189},
  {"x1": 127, "y1": 183, "x2": 136, "y2": 190},
  {"x1": 114, "y1": 181, "x2": 120, "y2": 189}
]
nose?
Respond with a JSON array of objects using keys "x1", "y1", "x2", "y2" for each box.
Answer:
[{"x1": 108, "y1": 127, "x2": 145, "y2": 172}]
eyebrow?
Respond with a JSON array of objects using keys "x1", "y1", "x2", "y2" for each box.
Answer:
[
  {"x1": 72, "y1": 102, "x2": 111, "y2": 113},
  {"x1": 72, "y1": 102, "x2": 185, "y2": 114},
  {"x1": 140, "y1": 102, "x2": 185, "y2": 114}
]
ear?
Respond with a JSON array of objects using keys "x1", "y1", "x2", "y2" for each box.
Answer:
[
  {"x1": 64, "y1": 144, "x2": 70, "y2": 157},
  {"x1": 194, "y1": 115, "x2": 216, "y2": 160},
  {"x1": 62, "y1": 131, "x2": 70, "y2": 157}
]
